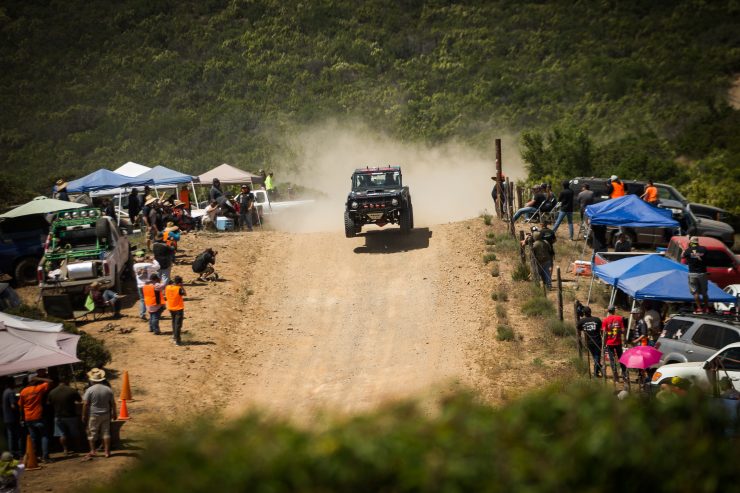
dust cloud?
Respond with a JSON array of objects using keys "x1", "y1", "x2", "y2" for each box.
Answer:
[{"x1": 267, "y1": 121, "x2": 526, "y2": 233}]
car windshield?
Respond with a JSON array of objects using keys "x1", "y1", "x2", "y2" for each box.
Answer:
[
  {"x1": 353, "y1": 171, "x2": 401, "y2": 190},
  {"x1": 656, "y1": 184, "x2": 687, "y2": 203}
]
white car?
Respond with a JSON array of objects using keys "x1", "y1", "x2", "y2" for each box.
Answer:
[
  {"x1": 714, "y1": 284, "x2": 740, "y2": 313},
  {"x1": 651, "y1": 342, "x2": 740, "y2": 392}
]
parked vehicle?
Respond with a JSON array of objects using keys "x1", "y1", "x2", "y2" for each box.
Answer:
[
  {"x1": 654, "y1": 314, "x2": 740, "y2": 366},
  {"x1": 665, "y1": 236, "x2": 740, "y2": 288},
  {"x1": 651, "y1": 342, "x2": 740, "y2": 392},
  {"x1": 592, "y1": 251, "x2": 662, "y2": 266},
  {"x1": 714, "y1": 284, "x2": 740, "y2": 314},
  {"x1": 0, "y1": 215, "x2": 49, "y2": 285},
  {"x1": 38, "y1": 208, "x2": 131, "y2": 318}
]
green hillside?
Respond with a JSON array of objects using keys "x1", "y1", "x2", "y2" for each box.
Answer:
[{"x1": 1, "y1": 0, "x2": 738, "y2": 208}]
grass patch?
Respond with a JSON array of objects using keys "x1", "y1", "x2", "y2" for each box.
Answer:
[
  {"x1": 495, "y1": 288, "x2": 509, "y2": 302},
  {"x1": 494, "y1": 234, "x2": 519, "y2": 252},
  {"x1": 483, "y1": 253, "x2": 497, "y2": 263},
  {"x1": 485, "y1": 245, "x2": 496, "y2": 253},
  {"x1": 490, "y1": 264, "x2": 500, "y2": 277},
  {"x1": 495, "y1": 303, "x2": 507, "y2": 320},
  {"x1": 532, "y1": 358, "x2": 544, "y2": 367},
  {"x1": 511, "y1": 262, "x2": 530, "y2": 281},
  {"x1": 485, "y1": 238, "x2": 496, "y2": 246},
  {"x1": 522, "y1": 296, "x2": 555, "y2": 317},
  {"x1": 491, "y1": 291, "x2": 498, "y2": 301},
  {"x1": 546, "y1": 317, "x2": 573, "y2": 337},
  {"x1": 482, "y1": 214, "x2": 493, "y2": 225},
  {"x1": 486, "y1": 232, "x2": 495, "y2": 239},
  {"x1": 496, "y1": 324, "x2": 515, "y2": 341}
]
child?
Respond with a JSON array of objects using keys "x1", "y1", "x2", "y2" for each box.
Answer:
[
  {"x1": 192, "y1": 248, "x2": 218, "y2": 282},
  {"x1": 0, "y1": 451, "x2": 24, "y2": 493},
  {"x1": 142, "y1": 274, "x2": 165, "y2": 335},
  {"x1": 165, "y1": 276, "x2": 187, "y2": 346}
]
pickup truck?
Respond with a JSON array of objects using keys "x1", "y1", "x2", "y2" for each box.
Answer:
[
  {"x1": 38, "y1": 208, "x2": 131, "y2": 318},
  {"x1": 194, "y1": 189, "x2": 313, "y2": 221},
  {"x1": 651, "y1": 342, "x2": 740, "y2": 393},
  {"x1": 664, "y1": 236, "x2": 740, "y2": 288}
]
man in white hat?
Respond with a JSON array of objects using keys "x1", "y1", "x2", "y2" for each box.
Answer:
[{"x1": 81, "y1": 368, "x2": 116, "y2": 460}]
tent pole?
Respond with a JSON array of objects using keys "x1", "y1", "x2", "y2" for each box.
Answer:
[
  {"x1": 625, "y1": 298, "x2": 637, "y2": 342},
  {"x1": 117, "y1": 190, "x2": 123, "y2": 226},
  {"x1": 586, "y1": 271, "x2": 595, "y2": 305},
  {"x1": 190, "y1": 181, "x2": 200, "y2": 211}
]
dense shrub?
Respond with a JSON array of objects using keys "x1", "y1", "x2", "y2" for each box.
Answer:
[
  {"x1": 96, "y1": 386, "x2": 735, "y2": 492},
  {"x1": 495, "y1": 325, "x2": 515, "y2": 341},
  {"x1": 511, "y1": 262, "x2": 530, "y2": 282},
  {"x1": 522, "y1": 296, "x2": 555, "y2": 317}
]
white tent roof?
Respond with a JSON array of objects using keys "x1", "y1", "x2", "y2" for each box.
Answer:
[
  {"x1": 0, "y1": 311, "x2": 63, "y2": 333},
  {"x1": 114, "y1": 161, "x2": 151, "y2": 177},
  {"x1": 198, "y1": 163, "x2": 262, "y2": 185},
  {"x1": 0, "y1": 321, "x2": 80, "y2": 376}
]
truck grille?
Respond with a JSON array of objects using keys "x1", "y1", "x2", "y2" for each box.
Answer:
[{"x1": 359, "y1": 198, "x2": 392, "y2": 209}]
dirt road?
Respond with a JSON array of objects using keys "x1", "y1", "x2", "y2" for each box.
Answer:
[{"x1": 22, "y1": 220, "x2": 493, "y2": 492}]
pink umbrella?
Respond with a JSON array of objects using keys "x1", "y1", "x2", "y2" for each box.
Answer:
[{"x1": 619, "y1": 346, "x2": 663, "y2": 369}]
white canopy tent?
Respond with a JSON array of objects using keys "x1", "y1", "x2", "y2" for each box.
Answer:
[{"x1": 114, "y1": 161, "x2": 152, "y2": 177}]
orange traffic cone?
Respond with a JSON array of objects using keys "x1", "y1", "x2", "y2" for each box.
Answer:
[
  {"x1": 24, "y1": 434, "x2": 41, "y2": 470},
  {"x1": 118, "y1": 399, "x2": 130, "y2": 420},
  {"x1": 120, "y1": 370, "x2": 132, "y2": 401}
]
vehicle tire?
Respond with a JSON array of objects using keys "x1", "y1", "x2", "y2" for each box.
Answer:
[
  {"x1": 96, "y1": 217, "x2": 111, "y2": 241},
  {"x1": 399, "y1": 206, "x2": 412, "y2": 233},
  {"x1": 14, "y1": 257, "x2": 39, "y2": 286},
  {"x1": 344, "y1": 211, "x2": 356, "y2": 238},
  {"x1": 409, "y1": 201, "x2": 414, "y2": 229}
]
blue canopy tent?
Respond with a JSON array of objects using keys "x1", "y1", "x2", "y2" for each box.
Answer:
[
  {"x1": 584, "y1": 194, "x2": 679, "y2": 227},
  {"x1": 593, "y1": 254, "x2": 687, "y2": 286},
  {"x1": 135, "y1": 166, "x2": 201, "y2": 210},
  {"x1": 66, "y1": 169, "x2": 154, "y2": 193},
  {"x1": 618, "y1": 270, "x2": 735, "y2": 303}
]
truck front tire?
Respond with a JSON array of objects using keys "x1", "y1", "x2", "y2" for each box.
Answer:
[
  {"x1": 14, "y1": 257, "x2": 39, "y2": 286},
  {"x1": 344, "y1": 212, "x2": 356, "y2": 238},
  {"x1": 399, "y1": 206, "x2": 412, "y2": 233}
]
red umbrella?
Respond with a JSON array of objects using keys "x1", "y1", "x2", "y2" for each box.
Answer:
[{"x1": 619, "y1": 345, "x2": 663, "y2": 369}]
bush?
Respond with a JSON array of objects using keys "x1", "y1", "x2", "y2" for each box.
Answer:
[
  {"x1": 522, "y1": 296, "x2": 555, "y2": 317},
  {"x1": 483, "y1": 253, "x2": 497, "y2": 263},
  {"x1": 485, "y1": 245, "x2": 496, "y2": 253},
  {"x1": 495, "y1": 324, "x2": 515, "y2": 341},
  {"x1": 97, "y1": 387, "x2": 736, "y2": 493},
  {"x1": 546, "y1": 318, "x2": 572, "y2": 337},
  {"x1": 486, "y1": 232, "x2": 496, "y2": 239},
  {"x1": 495, "y1": 303, "x2": 507, "y2": 320},
  {"x1": 511, "y1": 262, "x2": 530, "y2": 281},
  {"x1": 495, "y1": 288, "x2": 509, "y2": 302},
  {"x1": 482, "y1": 214, "x2": 493, "y2": 226},
  {"x1": 494, "y1": 234, "x2": 519, "y2": 252},
  {"x1": 490, "y1": 264, "x2": 500, "y2": 277},
  {"x1": 485, "y1": 238, "x2": 496, "y2": 246}
]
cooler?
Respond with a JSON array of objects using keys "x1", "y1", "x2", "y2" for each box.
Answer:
[{"x1": 216, "y1": 217, "x2": 234, "y2": 231}]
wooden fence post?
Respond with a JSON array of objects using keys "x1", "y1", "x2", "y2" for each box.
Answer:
[{"x1": 557, "y1": 266, "x2": 563, "y2": 321}]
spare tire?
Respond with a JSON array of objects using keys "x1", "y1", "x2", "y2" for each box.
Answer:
[
  {"x1": 96, "y1": 217, "x2": 111, "y2": 240},
  {"x1": 14, "y1": 257, "x2": 40, "y2": 286}
]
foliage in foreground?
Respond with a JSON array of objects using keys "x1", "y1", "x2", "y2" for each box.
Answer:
[{"x1": 96, "y1": 386, "x2": 734, "y2": 493}]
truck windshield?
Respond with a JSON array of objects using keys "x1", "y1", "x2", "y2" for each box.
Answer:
[{"x1": 353, "y1": 171, "x2": 401, "y2": 190}]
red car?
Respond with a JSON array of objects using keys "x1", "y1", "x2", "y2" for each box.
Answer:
[{"x1": 665, "y1": 236, "x2": 740, "y2": 288}]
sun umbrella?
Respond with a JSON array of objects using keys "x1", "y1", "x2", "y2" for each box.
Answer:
[
  {"x1": 0, "y1": 196, "x2": 85, "y2": 218},
  {"x1": 619, "y1": 346, "x2": 663, "y2": 369}
]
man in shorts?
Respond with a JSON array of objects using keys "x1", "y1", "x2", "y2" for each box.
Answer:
[
  {"x1": 682, "y1": 236, "x2": 709, "y2": 313},
  {"x1": 47, "y1": 376, "x2": 81, "y2": 455},
  {"x1": 82, "y1": 368, "x2": 116, "y2": 460}
]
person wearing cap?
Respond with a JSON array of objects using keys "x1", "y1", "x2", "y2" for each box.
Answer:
[
  {"x1": 166, "y1": 276, "x2": 187, "y2": 346},
  {"x1": 133, "y1": 254, "x2": 159, "y2": 320},
  {"x1": 152, "y1": 233, "x2": 175, "y2": 285},
  {"x1": 512, "y1": 185, "x2": 546, "y2": 222},
  {"x1": 18, "y1": 370, "x2": 53, "y2": 463},
  {"x1": 143, "y1": 273, "x2": 166, "y2": 334},
  {"x1": 235, "y1": 184, "x2": 255, "y2": 232},
  {"x1": 127, "y1": 188, "x2": 141, "y2": 226},
  {"x1": 607, "y1": 175, "x2": 625, "y2": 199},
  {"x1": 552, "y1": 180, "x2": 574, "y2": 240},
  {"x1": 576, "y1": 306, "x2": 603, "y2": 377},
  {"x1": 163, "y1": 222, "x2": 181, "y2": 251},
  {"x1": 531, "y1": 231, "x2": 554, "y2": 289},
  {"x1": 0, "y1": 450, "x2": 24, "y2": 492},
  {"x1": 142, "y1": 195, "x2": 160, "y2": 251},
  {"x1": 209, "y1": 178, "x2": 223, "y2": 203},
  {"x1": 601, "y1": 306, "x2": 626, "y2": 382},
  {"x1": 54, "y1": 179, "x2": 69, "y2": 202},
  {"x1": 265, "y1": 172, "x2": 276, "y2": 200},
  {"x1": 81, "y1": 368, "x2": 116, "y2": 460},
  {"x1": 682, "y1": 236, "x2": 709, "y2": 313}
]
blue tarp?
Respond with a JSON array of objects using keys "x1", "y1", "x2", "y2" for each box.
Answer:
[
  {"x1": 593, "y1": 254, "x2": 688, "y2": 286},
  {"x1": 617, "y1": 270, "x2": 735, "y2": 302},
  {"x1": 136, "y1": 165, "x2": 197, "y2": 185},
  {"x1": 585, "y1": 195, "x2": 679, "y2": 228},
  {"x1": 66, "y1": 169, "x2": 154, "y2": 193}
]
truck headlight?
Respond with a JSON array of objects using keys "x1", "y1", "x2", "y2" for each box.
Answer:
[
  {"x1": 351, "y1": 202, "x2": 358, "y2": 209},
  {"x1": 391, "y1": 198, "x2": 399, "y2": 206},
  {"x1": 651, "y1": 372, "x2": 662, "y2": 382}
]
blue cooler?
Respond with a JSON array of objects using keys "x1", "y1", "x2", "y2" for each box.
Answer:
[{"x1": 216, "y1": 217, "x2": 234, "y2": 231}]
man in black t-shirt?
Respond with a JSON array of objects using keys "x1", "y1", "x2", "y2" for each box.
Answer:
[
  {"x1": 47, "y1": 377, "x2": 82, "y2": 455},
  {"x1": 192, "y1": 248, "x2": 218, "y2": 281},
  {"x1": 682, "y1": 236, "x2": 709, "y2": 313},
  {"x1": 552, "y1": 180, "x2": 574, "y2": 240},
  {"x1": 576, "y1": 306, "x2": 603, "y2": 377},
  {"x1": 512, "y1": 185, "x2": 546, "y2": 222}
]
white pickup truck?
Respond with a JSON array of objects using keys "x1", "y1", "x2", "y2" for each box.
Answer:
[
  {"x1": 651, "y1": 342, "x2": 740, "y2": 393},
  {"x1": 193, "y1": 189, "x2": 313, "y2": 220}
]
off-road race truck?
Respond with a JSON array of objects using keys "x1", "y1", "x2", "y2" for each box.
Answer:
[
  {"x1": 38, "y1": 208, "x2": 131, "y2": 318},
  {"x1": 344, "y1": 166, "x2": 413, "y2": 238}
]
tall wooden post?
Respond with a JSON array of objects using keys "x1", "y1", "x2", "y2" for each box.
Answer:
[
  {"x1": 557, "y1": 267, "x2": 563, "y2": 321},
  {"x1": 494, "y1": 138, "x2": 504, "y2": 219}
]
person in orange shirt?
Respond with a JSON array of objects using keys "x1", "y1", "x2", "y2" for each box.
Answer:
[
  {"x1": 166, "y1": 275, "x2": 187, "y2": 346},
  {"x1": 18, "y1": 369, "x2": 53, "y2": 462},
  {"x1": 641, "y1": 180, "x2": 659, "y2": 206},
  {"x1": 607, "y1": 175, "x2": 625, "y2": 198}
]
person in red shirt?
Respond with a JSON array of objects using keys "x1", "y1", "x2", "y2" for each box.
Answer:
[
  {"x1": 601, "y1": 306, "x2": 627, "y2": 383},
  {"x1": 18, "y1": 369, "x2": 53, "y2": 462}
]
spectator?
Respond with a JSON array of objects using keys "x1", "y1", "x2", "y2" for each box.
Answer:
[
  {"x1": 539, "y1": 219, "x2": 557, "y2": 246},
  {"x1": 607, "y1": 175, "x2": 625, "y2": 199},
  {"x1": 102, "y1": 199, "x2": 116, "y2": 220},
  {"x1": 166, "y1": 276, "x2": 187, "y2": 346},
  {"x1": 512, "y1": 185, "x2": 546, "y2": 222},
  {"x1": 614, "y1": 232, "x2": 632, "y2": 252},
  {"x1": 47, "y1": 376, "x2": 82, "y2": 456},
  {"x1": 202, "y1": 200, "x2": 218, "y2": 231},
  {"x1": 602, "y1": 306, "x2": 626, "y2": 382},
  {"x1": 682, "y1": 236, "x2": 709, "y2": 313},
  {"x1": 143, "y1": 274, "x2": 166, "y2": 335},
  {"x1": 55, "y1": 179, "x2": 69, "y2": 202},
  {"x1": 641, "y1": 179, "x2": 659, "y2": 206},
  {"x1": 152, "y1": 233, "x2": 175, "y2": 285},
  {"x1": 540, "y1": 184, "x2": 557, "y2": 214},
  {"x1": 577, "y1": 306, "x2": 603, "y2": 377},
  {"x1": 577, "y1": 183, "x2": 595, "y2": 211},
  {"x1": 143, "y1": 196, "x2": 159, "y2": 251},
  {"x1": 642, "y1": 302, "x2": 662, "y2": 344},
  {"x1": 0, "y1": 283, "x2": 21, "y2": 311},
  {"x1": 178, "y1": 187, "x2": 191, "y2": 212},
  {"x1": 265, "y1": 172, "x2": 276, "y2": 200},
  {"x1": 0, "y1": 451, "x2": 24, "y2": 493},
  {"x1": 209, "y1": 178, "x2": 223, "y2": 203},
  {"x1": 163, "y1": 223, "x2": 181, "y2": 252},
  {"x1": 490, "y1": 176, "x2": 507, "y2": 214},
  {"x1": 629, "y1": 309, "x2": 648, "y2": 346},
  {"x1": 192, "y1": 248, "x2": 218, "y2": 282},
  {"x1": 18, "y1": 370, "x2": 53, "y2": 463},
  {"x1": 81, "y1": 369, "x2": 116, "y2": 461},
  {"x1": 127, "y1": 188, "x2": 141, "y2": 225},
  {"x1": 235, "y1": 185, "x2": 255, "y2": 232},
  {"x1": 1, "y1": 377, "x2": 22, "y2": 459},
  {"x1": 552, "y1": 180, "x2": 574, "y2": 240},
  {"x1": 133, "y1": 254, "x2": 159, "y2": 321},
  {"x1": 531, "y1": 231, "x2": 553, "y2": 289},
  {"x1": 88, "y1": 281, "x2": 123, "y2": 318}
]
